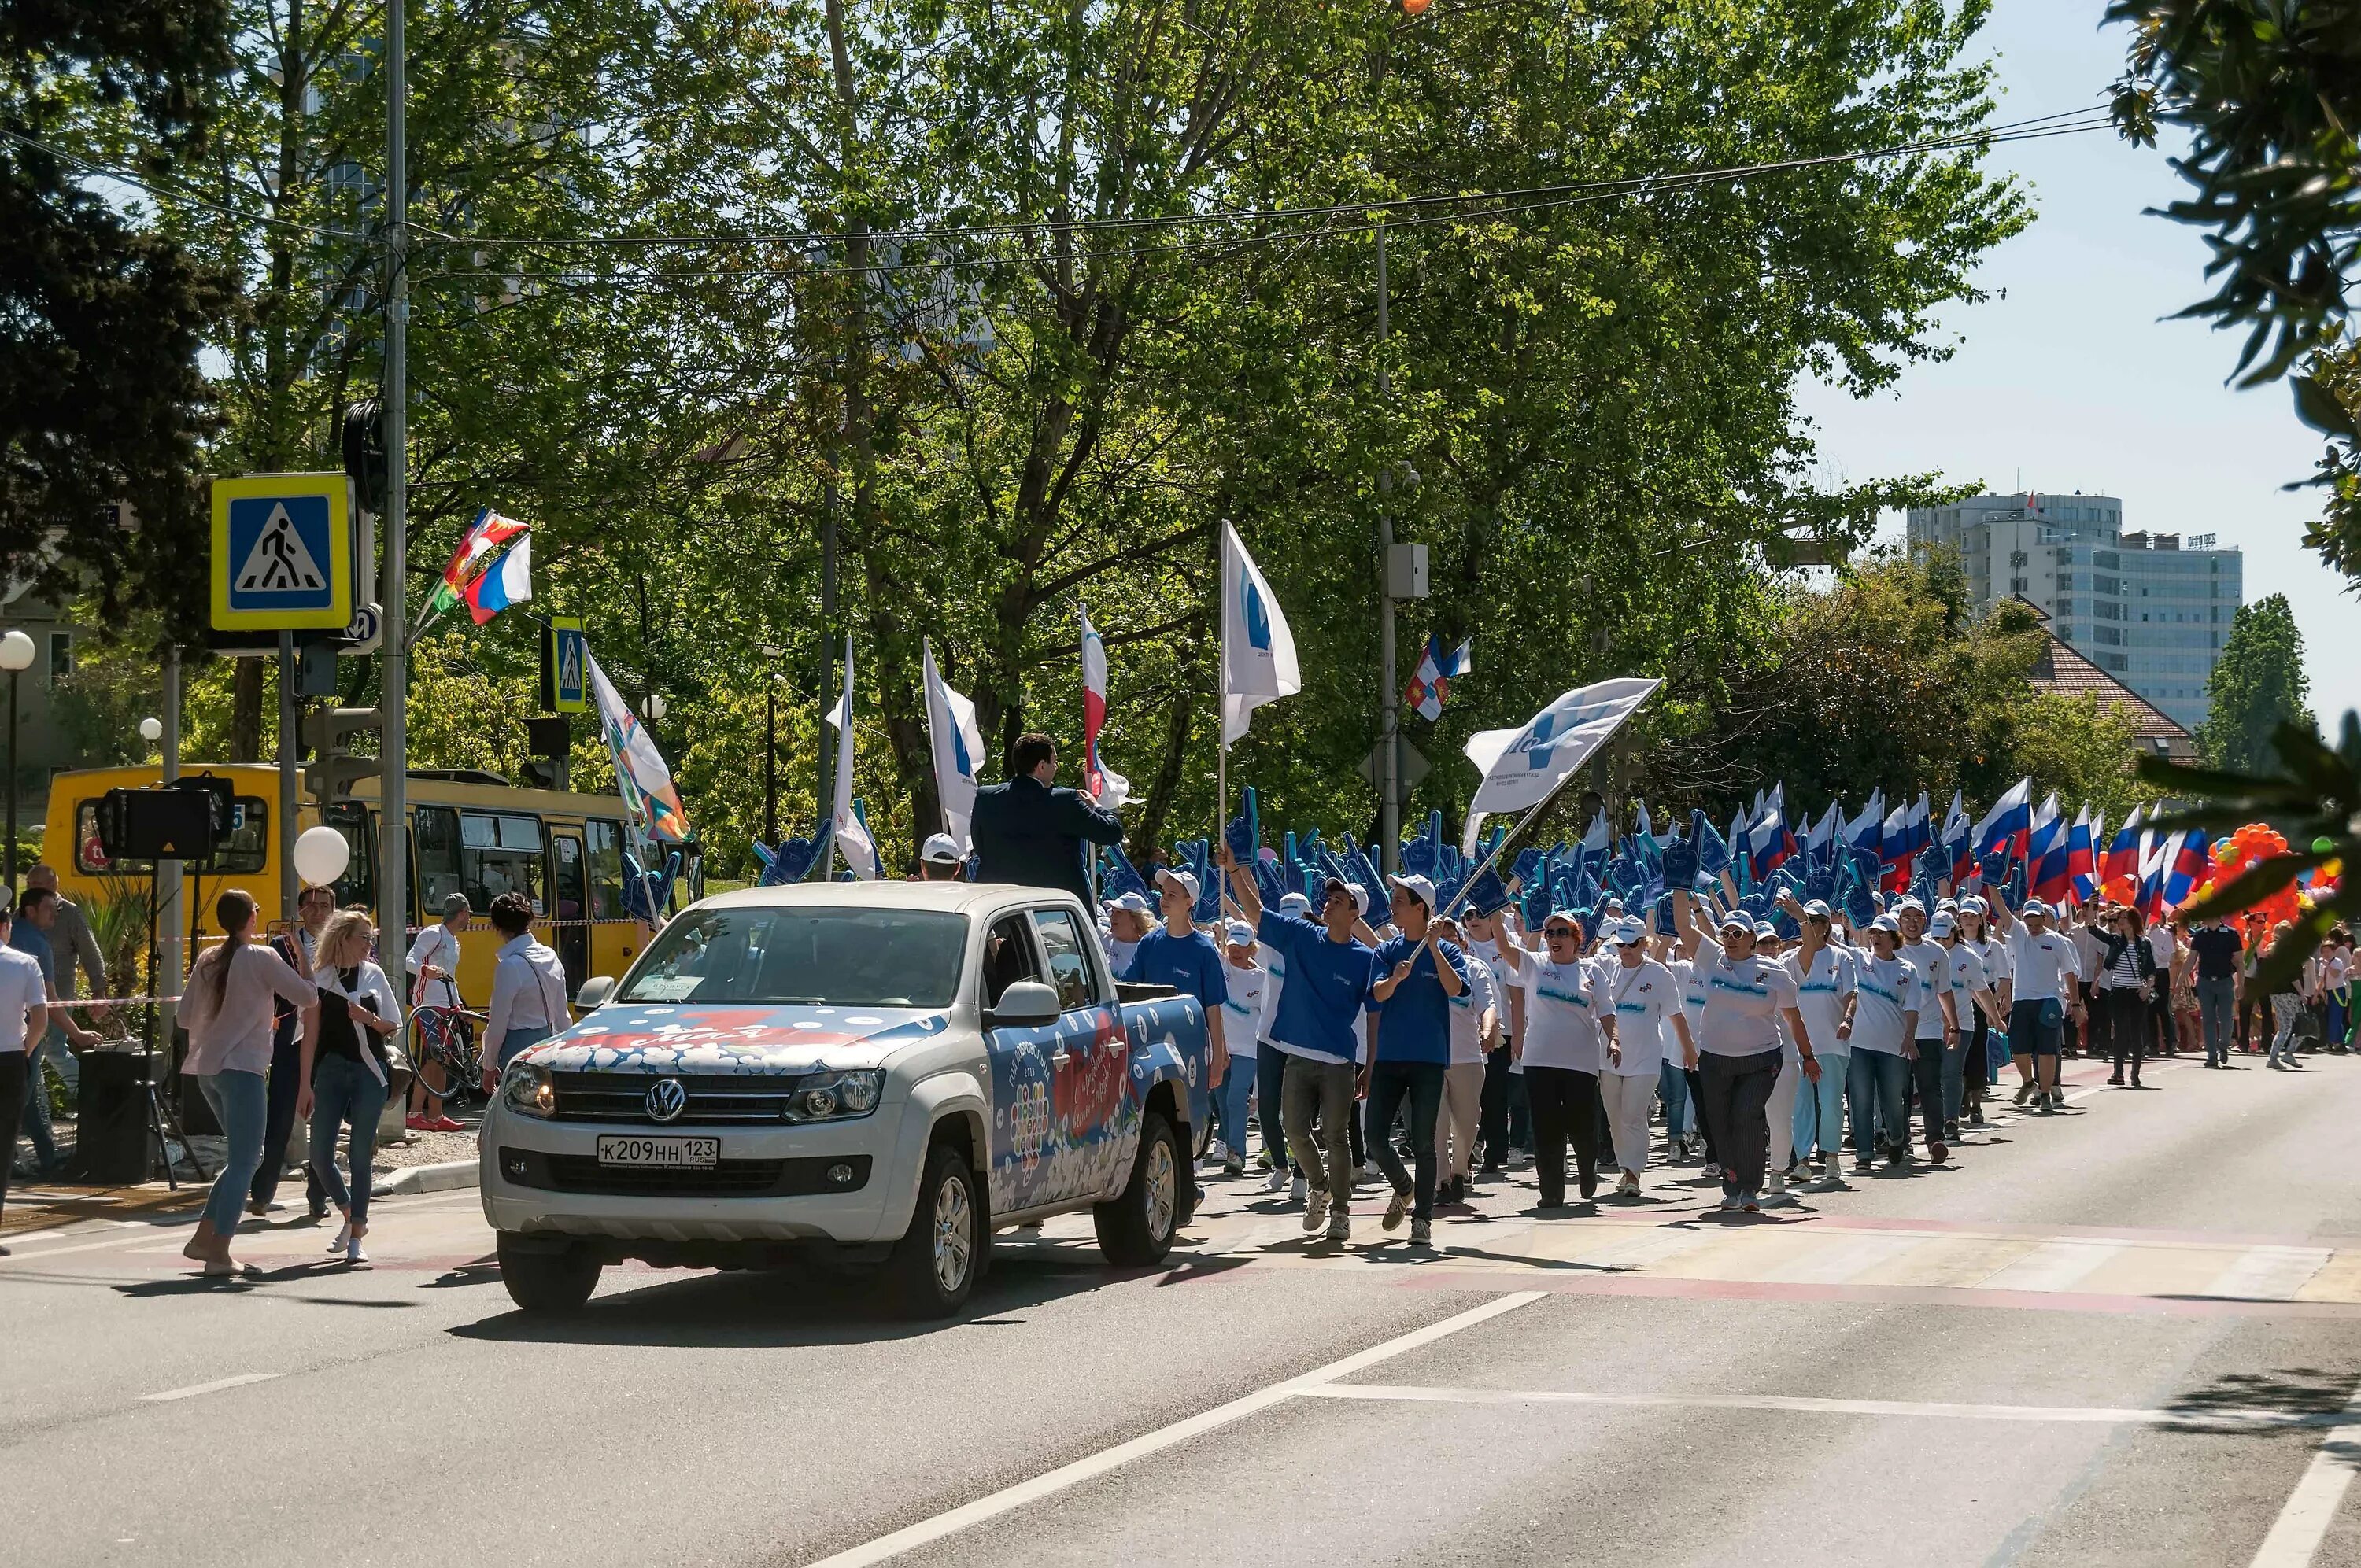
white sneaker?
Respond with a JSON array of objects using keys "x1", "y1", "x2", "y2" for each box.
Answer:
[
  {"x1": 1206, "y1": 1139, "x2": 1230, "y2": 1165},
  {"x1": 345, "y1": 1234, "x2": 368, "y2": 1264},
  {"x1": 1265, "y1": 1168, "x2": 1290, "y2": 1194},
  {"x1": 1765, "y1": 1170, "x2": 1789, "y2": 1201},
  {"x1": 328, "y1": 1223, "x2": 350, "y2": 1253},
  {"x1": 1383, "y1": 1188, "x2": 1412, "y2": 1233},
  {"x1": 1359, "y1": 1160, "x2": 1382, "y2": 1182},
  {"x1": 1616, "y1": 1171, "x2": 1640, "y2": 1197},
  {"x1": 1304, "y1": 1187, "x2": 1330, "y2": 1234},
  {"x1": 1290, "y1": 1175, "x2": 1308, "y2": 1205},
  {"x1": 1718, "y1": 1194, "x2": 1743, "y2": 1212},
  {"x1": 1325, "y1": 1210, "x2": 1351, "y2": 1242}
]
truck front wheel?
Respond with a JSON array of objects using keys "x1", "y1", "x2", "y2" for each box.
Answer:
[
  {"x1": 883, "y1": 1142, "x2": 984, "y2": 1317},
  {"x1": 497, "y1": 1232, "x2": 602, "y2": 1316},
  {"x1": 1095, "y1": 1109, "x2": 1181, "y2": 1267}
]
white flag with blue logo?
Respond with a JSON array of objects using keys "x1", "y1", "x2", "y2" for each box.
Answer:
[
  {"x1": 922, "y1": 638, "x2": 985, "y2": 852},
  {"x1": 1220, "y1": 522, "x2": 1301, "y2": 744},
  {"x1": 827, "y1": 636, "x2": 880, "y2": 880},
  {"x1": 1461, "y1": 677, "x2": 1661, "y2": 822}
]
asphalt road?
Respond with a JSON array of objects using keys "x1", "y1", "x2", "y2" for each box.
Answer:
[{"x1": 6, "y1": 1047, "x2": 2361, "y2": 1568}]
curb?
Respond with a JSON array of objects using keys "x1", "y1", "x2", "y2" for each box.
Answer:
[{"x1": 377, "y1": 1159, "x2": 480, "y2": 1197}]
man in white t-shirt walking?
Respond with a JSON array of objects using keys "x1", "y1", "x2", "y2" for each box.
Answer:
[
  {"x1": 1992, "y1": 898, "x2": 2082, "y2": 1112},
  {"x1": 1896, "y1": 900, "x2": 1958, "y2": 1164}
]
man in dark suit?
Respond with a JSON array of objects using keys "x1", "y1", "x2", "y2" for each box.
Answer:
[{"x1": 970, "y1": 732, "x2": 1126, "y2": 908}]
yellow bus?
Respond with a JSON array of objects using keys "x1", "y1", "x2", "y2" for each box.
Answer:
[{"x1": 43, "y1": 765, "x2": 660, "y2": 1007}]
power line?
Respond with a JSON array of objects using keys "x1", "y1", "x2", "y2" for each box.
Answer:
[
  {"x1": 412, "y1": 114, "x2": 2115, "y2": 290},
  {"x1": 430, "y1": 108, "x2": 2111, "y2": 255},
  {"x1": 0, "y1": 126, "x2": 367, "y2": 243}
]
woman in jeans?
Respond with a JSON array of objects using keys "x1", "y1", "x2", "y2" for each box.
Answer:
[
  {"x1": 297, "y1": 910, "x2": 403, "y2": 1264},
  {"x1": 2093, "y1": 904, "x2": 2158, "y2": 1088},
  {"x1": 177, "y1": 890, "x2": 318, "y2": 1276}
]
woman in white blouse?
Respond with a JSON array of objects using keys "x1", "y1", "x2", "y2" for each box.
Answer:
[
  {"x1": 178, "y1": 890, "x2": 318, "y2": 1276},
  {"x1": 297, "y1": 910, "x2": 403, "y2": 1264}
]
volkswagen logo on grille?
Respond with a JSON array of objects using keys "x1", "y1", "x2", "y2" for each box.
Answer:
[{"x1": 645, "y1": 1078, "x2": 688, "y2": 1123}]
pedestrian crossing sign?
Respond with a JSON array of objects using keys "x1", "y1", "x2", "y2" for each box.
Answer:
[
  {"x1": 544, "y1": 615, "x2": 589, "y2": 713},
  {"x1": 211, "y1": 473, "x2": 354, "y2": 631}
]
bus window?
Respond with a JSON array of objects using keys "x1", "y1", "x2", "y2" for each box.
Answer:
[
  {"x1": 416, "y1": 806, "x2": 464, "y2": 911},
  {"x1": 324, "y1": 802, "x2": 375, "y2": 911},
  {"x1": 586, "y1": 820, "x2": 626, "y2": 919},
  {"x1": 212, "y1": 798, "x2": 268, "y2": 873},
  {"x1": 462, "y1": 811, "x2": 545, "y2": 913}
]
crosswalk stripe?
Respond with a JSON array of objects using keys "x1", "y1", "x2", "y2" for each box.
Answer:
[
  {"x1": 1979, "y1": 1239, "x2": 2121, "y2": 1293},
  {"x1": 2204, "y1": 1246, "x2": 2333, "y2": 1301},
  {"x1": 1761, "y1": 1231, "x2": 1921, "y2": 1285}
]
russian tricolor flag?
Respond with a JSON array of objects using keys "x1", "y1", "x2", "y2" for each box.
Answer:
[
  {"x1": 2031, "y1": 807, "x2": 2075, "y2": 906},
  {"x1": 2163, "y1": 828, "x2": 2211, "y2": 909},
  {"x1": 1749, "y1": 808, "x2": 1797, "y2": 878},
  {"x1": 1974, "y1": 777, "x2": 2034, "y2": 861},
  {"x1": 2101, "y1": 806, "x2": 2144, "y2": 887},
  {"x1": 2066, "y1": 806, "x2": 2098, "y2": 901}
]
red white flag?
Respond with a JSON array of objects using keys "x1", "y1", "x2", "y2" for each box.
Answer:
[{"x1": 1080, "y1": 603, "x2": 1129, "y2": 808}]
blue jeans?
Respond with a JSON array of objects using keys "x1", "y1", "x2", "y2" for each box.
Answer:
[
  {"x1": 309, "y1": 1053, "x2": 390, "y2": 1224},
  {"x1": 1845, "y1": 1050, "x2": 1910, "y2": 1160},
  {"x1": 1365, "y1": 1059, "x2": 1446, "y2": 1221},
  {"x1": 495, "y1": 1024, "x2": 553, "y2": 1072},
  {"x1": 17, "y1": 1055, "x2": 58, "y2": 1170},
  {"x1": 1794, "y1": 1051, "x2": 1846, "y2": 1157},
  {"x1": 196, "y1": 1069, "x2": 269, "y2": 1235},
  {"x1": 2197, "y1": 976, "x2": 2236, "y2": 1065},
  {"x1": 1942, "y1": 1037, "x2": 1969, "y2": 1124},
  {"x1": 1210, "y1": 1051, "x2": 1258, "y2": 1163},
  {"x1": 1657, "y1": 1060, "x2": 1691, "y2": 1140}
]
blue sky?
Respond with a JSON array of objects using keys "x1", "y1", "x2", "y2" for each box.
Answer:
[{"x1": 1794, "y1": 0, "x2": 2359, "y2": 729}]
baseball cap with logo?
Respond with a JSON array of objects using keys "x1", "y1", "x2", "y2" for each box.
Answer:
[
  {"x1": 1387, "y1": 873, "x2": 1438, "y2": 911},
  {"x1": 1155, "y1": 865, "x2": 1200, "y2": 904}
]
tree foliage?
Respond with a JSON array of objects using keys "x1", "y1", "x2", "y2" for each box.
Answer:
[
  {"x1": 1, "y1": 0, "x2": 235, "y2": 640},
  {"x1": 43, "y1": 0, "x2": 2038, "y2": 874},
  {"x1": 2197, "y1": 591, "x2": 2315, "y2": 771}
]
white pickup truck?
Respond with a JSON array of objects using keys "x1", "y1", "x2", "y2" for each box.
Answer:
[{"x1": 479, "y1": 881, "x2": 1212, "y2": 1316}]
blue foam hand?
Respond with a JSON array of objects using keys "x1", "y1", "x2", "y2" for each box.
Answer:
[
  {"x1": 1279, "y1": 858, "x2": 1306, "y2": 898},
  {"x1": 1979, "y1": 849, "x2": 2011, "y2": 887},
  {"x1": 1660, "y1": 832, "x2": 1698, "y2": 887},
  {"x1": 1694, "y1": 810, "x2": 1731, "y2": 876},
  {"x1": 1803, "y1": 864, "x2": 1836, "y2": 905},
  {"x1": 1510, "y1": 847, "x2": 1543, "y2": 888},
  {"x1": 1653, "y1": 895, "x2": 1677, "y2": 937},
  {"x1": 1224, "y1": 808, "x2": 1258, "y2": 865},
  {"x1": 1845, "y1": 880, "x2": 1877, "y2": 927},
  {"x1": 1355, "y1": 849, "x2": 1386, "y2": 903},
  {"x1": 1520, "y1": 880, "x2": 1551, "y2": 927},
  {"x1": 1461, "y1": 865, "x2": 1511, "y2": 917},
  {"x1": 1192, "y1": 849, "x2": 1225, "y2": 923},
  {"x1": 1252, "y1": 855, "x2": 1287, "y2": 908},
  {"x1": 1401, "y1": 829, "x2": 1438, "y2": 880},
  {"x1": 1774, "y1": 907, "x2": 1801, "y2": 941}
]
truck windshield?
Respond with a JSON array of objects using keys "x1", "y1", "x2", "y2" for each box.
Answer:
[{"x1": 616, "y1": 906, "x2": 969, "y2": 1009}]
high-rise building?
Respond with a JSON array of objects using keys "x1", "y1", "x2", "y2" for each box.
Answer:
[{"x1": 1905, "y1": 491, "x2": 2241, "y2": 732}]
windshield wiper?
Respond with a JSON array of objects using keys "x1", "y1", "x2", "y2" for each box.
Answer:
[{"x1": 762, "y1": 996, "x2": 828, "y2": 1005}]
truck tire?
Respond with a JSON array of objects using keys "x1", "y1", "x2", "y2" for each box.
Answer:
[
  {"x1": 1095, "y1": 1109, "x2": 1181, "y2": 1267},
  {"x1": 883, "y1": 1142, "x2": 983, "y2": 1318},
  {"x1": 497, "y1": 1232, "x2": 602, "y2": 1316}
]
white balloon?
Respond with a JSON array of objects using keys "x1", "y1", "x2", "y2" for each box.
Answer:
[{"x1": 293, "y1": 825, "x2": 352, "y2": 888}]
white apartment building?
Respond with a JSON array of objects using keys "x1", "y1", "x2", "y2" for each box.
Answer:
[{"x1": 1905, "y1": 491, "x2": 2241, "y2": 732}]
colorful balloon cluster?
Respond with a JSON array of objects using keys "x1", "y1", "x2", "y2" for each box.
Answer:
[{"x1": 2182, "y1": 823, "x2": 2306, "y2": 928}]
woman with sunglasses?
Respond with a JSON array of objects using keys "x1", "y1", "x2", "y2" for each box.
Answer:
[{"x1": 2093, "y1": 902, "x2": 2160, "y2": 1088}]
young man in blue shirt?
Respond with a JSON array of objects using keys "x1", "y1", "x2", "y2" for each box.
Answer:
[
  {"x1": 1121, "y1": 866, "x2": 1231, "y2": 1090},
  {"x1": 1218, "y1": 843, "x2": 1378, "y2": 1242},
  {"x1": 1365, "y1": 873, "x2": 1468, "y2": 1244}
]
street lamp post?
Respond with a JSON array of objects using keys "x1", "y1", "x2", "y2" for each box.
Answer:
[{"x1": 0, "y1": 629, "x2": 34, "y2": 897}]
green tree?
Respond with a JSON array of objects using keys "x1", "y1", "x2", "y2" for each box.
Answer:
[
  {"x1": 2197, "y1": 592, "x2": 2315, "y2": 770},
  {"x1": 2, "y1": 0, "x2": 235, "y2": 640}
]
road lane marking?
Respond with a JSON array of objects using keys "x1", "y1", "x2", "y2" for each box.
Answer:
[
  {"x1": 1977, "y1": 1240, "x2": 2121, "y2": 1293},
  {"x1": 1301, "y1": 1384, "x2": 2342, "y2": 1430},
  {"x1": 2250, "y1": 1375, "x2": 2361, "y2": 1567},
  {"x1": 2207, "y1": 1247, "x2": 2333, "y2": 1302},
  {"x1": 800, "y1": 1290, "x2": 1546, "y2": 1568},
  {"x1": 139, "y1": 1373, "x2": 283, "y2": 1403}
]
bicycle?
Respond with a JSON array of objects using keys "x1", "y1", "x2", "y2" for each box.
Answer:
[{"x1": 409, "y1": 1004, "x2": 488, "y2": 1113}]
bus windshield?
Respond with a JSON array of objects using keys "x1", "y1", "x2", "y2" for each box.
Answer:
[{"x1": 617, "y1": 906, "x2": 969, "y2": 1009}]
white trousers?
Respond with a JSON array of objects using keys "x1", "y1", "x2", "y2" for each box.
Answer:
[
  {"x1": 1766, "y1": 1055, "x2": 1801, "y2": 1171},
  {"x1": 1598, "y1": 1069, "x2": 1654, "y2": 1175},
  {"x1": 1434, "y1": 1061, "x2": 1485, "y2": 1179}
]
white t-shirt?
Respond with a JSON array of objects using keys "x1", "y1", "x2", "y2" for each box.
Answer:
[
  {"x1": 2005, "y1": 928, "x2": 2080, "y2": 1003},
  {"x1": 2069, "y1": 924, "x2": 2105, "y2": 984},
  {"x1": 1783, "y1": 945, "x2": 1856, "y2": 1058},
  {"x1": 1464, "y1": 937, "x2": 1518, "y2": 1039},
  {"x1": 1692, "y1": 946, "x2": 1799, "y2": 1057},
  {"x1": 1600, "y1": 957, "x2": 1681, "y2": 1077},
  {"x1": 405, "y1": 922, "x2": 464, "y2": 1009},
  {"x1": 2147, "y1": 926, "x2": 2176, "y2": 975},
  {"x1": 1107, "y1": 935, "x2": 1143, "y2": 980},
  {"x1": 1901, "y1": 939, "x2": 1951, "y2": 1039},
  {"x1": 1256, "y1": 948, "x2": 1286, "y2": 1048},
  {"x1": 1963, "y1": 935, "x2": 2010, "y2": 994},
  {"x1": 1846, "y1": 954, "x2": 1919, "y2": 1056},
  {"x1": 1670, "y1": 957, "x2": 1707, "y2": 1047},
  {"x1": 1521, "y1": 955, "x2": 1603, "y2": 1073},
  {"x1": 1943, "y1": 942, "x2": 1990, "y2": 1020},
  {"x1": 0, "y1": 945, "x2": 44, "y2": 1051},
  {"x1": 1222, "y1": 961, "x2": 1267, "y2": 1050},
  {"x1": 1446, "y1": 953, "x2": 1498, "y2": 1067}
]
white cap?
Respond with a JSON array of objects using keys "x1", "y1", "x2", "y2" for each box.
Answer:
[
  {"x1": 1719, "y1": 910, "x2": 1754, "y2": 933},
  {"x1": 920, "y1": 832, "x2": 963, "y2": 865},
  {"x1": 1930, "y1": 911, "x2": 1958, "y2": 937},
  {"x1": 1894, "y1": 896, "x2": 1926, "y2": 916},
  {"x1": 1225, "y1": 920, "x2": 1254, "y2": 946},
  {"x1": 1155, "y1": 865, "x2": 1201, "y2": 904},
  {"x1": 1869, "y1": 913, "x2": 1901, "y2": 935},
  {"x1": 1959, "y1": 895, "x2": 1987, "y2": 916},
  {"x1": 2022, "y1": 898, "x2": 2051, "y2": 918},
  {"x1": 1609, "y1": 918, "x2": 1646, "y2": 946},
  {"x1": 1387, "y1": 873, "x2": 1438, "y2": 910},
  {"x1": 1110, "y1": 891, "x2": 1152, "y2": 914},
  {"x1": 1280, "y1": 892, "x2": 1311, "y2": 915}
]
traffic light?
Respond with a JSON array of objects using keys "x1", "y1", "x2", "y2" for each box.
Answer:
[
  {"x1": 302, "y1": 707, "x2": 380, "y2": 804},
  {"x1": 520, "y1": 715, "x2": 568, "y2": 791},
  {"x1": 342, "y1": 399, "x2": 388, "y2": 516}
]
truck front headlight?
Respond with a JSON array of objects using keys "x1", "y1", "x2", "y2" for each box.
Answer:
[
  {"x1": 501, "y1": 1061, "x2": 556, "y2": 1120},
  {"x1": 786, "y1": 1068, "x2": 885, "y2": 1122}
]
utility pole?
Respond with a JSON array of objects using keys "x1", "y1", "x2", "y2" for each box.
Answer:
[
  {"x1": 379, "y1": 0, "x2": 409, "y2": 960},
  {"x1": 1376, "y1": 220, "x2": 1400, "y2": 875},
  {"x1": 277, "y1": 633, "x2": 297, "y2": 912},
  {"x1": 158, "y1": 647, "x2": 183, "y2": 1025},
  {"x1": 816, "y1": 477, "x2": 837, "y2": 880}
]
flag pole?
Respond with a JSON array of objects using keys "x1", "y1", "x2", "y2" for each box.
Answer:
[
  {"x1": 1215, "y1": 525, "x2": 1227, "y2": 853},
  {"x1": 1435, "y1": 754, "x2": 1591, "y2": 925},
  {"x1": 1077, "y1": 608, "x2": 1099, "y2": 908}
]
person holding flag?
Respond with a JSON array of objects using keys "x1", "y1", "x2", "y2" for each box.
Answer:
[{"x1": 1364, "y1": 873, "x2": 1469, "y2": 1245}]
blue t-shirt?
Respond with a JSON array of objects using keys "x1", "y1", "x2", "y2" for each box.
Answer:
[
  {"x1": 1254, "y1": 910, "x2": 1379, "y2": 1065},
  {"x1": 8, "y1": 923, "x2": 54, "y2": 985},
  {"x1": 1369, "y1": 935, "x2": 1469, "y2": 1065},
  {"x1": 1123, "y1": 927, "x2": 1228, "y2": 1025}
]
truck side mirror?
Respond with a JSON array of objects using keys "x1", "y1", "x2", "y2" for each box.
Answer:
[
  {"x1": 988, "y1": 980, "x2": 1061, "y2": 1028},
  {"x1": 575, "y1": 976, "x2": 615, "y2": 1010}
]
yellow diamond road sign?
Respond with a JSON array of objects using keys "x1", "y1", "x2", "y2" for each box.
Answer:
[{"x1": 211, "y1": 473, "x2": 354, "y2": 631}]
